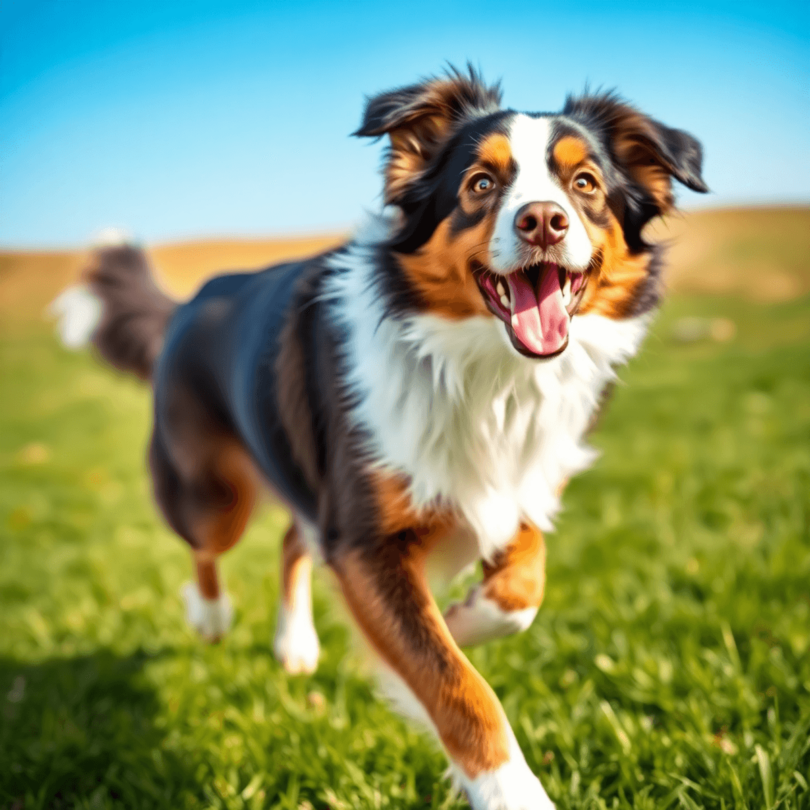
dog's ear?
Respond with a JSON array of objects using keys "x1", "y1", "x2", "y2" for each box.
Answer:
[
  {"x1": 564, "y1": 93, "x2": 708, "y2": 216},
  {"x1": 354, "y1": 66, "x2": 501, "y2": 205}
]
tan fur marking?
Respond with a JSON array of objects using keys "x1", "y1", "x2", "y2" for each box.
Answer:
[
  {"x1": 195, "y1": 555, "x2": 220, "y2": 600},
  {"x1": 373, "y1": 470, "x2": 421, "y2": 535},
  {"x1": 372, "y1": 469, "x2": 456, "y2": 537},
  {"x1": 194, "y1": 440, "x2": 258, "y2": 554},
  {"x1": 631, "y1": 159, "x2": 675, "y2": 212},
  {"x1": 553, "y1": 135, "x2": 588, "y2": 168},
  {"x1": 547, "y1": 146, "x2": 653, "y2": 321},
  {"x1": 281, "y1": 524, "x2": 311, "y2": 609},
  {"x1": 333, "y1": 543, "x2": 511, "y2": 777},
  {"x1": 579, "y1": 215, "x2": 651, "y2": 319},
  {"x1": 396, "y1": 217, "x2": 494, "y2": 320},
  {"x1": 477, "y1": 132, "x2": 513, "y2": 173},
  {"x1": 481, "y1": 523, "x2": 546, "y2": 612}
]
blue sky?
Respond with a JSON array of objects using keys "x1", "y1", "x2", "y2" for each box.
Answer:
[{"x1": 1, "y1": 0, "x2": 808, "y2": 248}]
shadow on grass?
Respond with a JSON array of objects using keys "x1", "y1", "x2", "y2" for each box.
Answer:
[{"x1": 0, "y1": 648, "x2": 198, "y2": 810}]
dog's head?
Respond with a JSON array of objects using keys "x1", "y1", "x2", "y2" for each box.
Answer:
[{"x1": 355, "y1": 67, "x2": 708, "y2": 358}]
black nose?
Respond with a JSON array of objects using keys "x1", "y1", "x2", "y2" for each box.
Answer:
[{"x1": 514, "y1": 202, "x2": 569, "y2": 248}]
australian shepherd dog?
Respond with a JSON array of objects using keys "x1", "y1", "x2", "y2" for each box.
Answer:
[{"x1": 53, "y1": 67, "x2": 707, "y2": 809}]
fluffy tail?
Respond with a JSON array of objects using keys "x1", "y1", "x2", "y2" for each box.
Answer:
[{"x1": 50, "y1": 232, "x2": 176, "y2": 381}]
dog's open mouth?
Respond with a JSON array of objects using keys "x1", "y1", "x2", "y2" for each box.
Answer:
[{"x1": 475, "y1": 263, "x2": 588, "y2": 358}]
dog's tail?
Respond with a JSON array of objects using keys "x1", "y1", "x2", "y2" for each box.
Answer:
[{"x1": 50, "y1": 230, "x2": 177, "y2": 381}]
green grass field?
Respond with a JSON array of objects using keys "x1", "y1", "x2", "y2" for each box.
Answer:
[{"x1": 2, "y1": 222, "x2": 810, "y2": 808}]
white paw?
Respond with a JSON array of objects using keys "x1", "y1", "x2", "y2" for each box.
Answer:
[
  {"x1": 461, "y1": 769, "x2": 555, "y2": 810},
  {"x1": 451, "y1": 743, "x2": 555, "y2": 810},
  {"x1": 273, "y1": 602, "x2": 320, "y2": 675},
  {"x1": 444, "y1": 586, "x2": 537, "y2": 647},
  {"x1": 181, "y1": 582, "x2": 233, "y2": 642}
]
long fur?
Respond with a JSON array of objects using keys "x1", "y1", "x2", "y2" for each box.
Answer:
[
  {"x1": 62, "y1": 243, "x2": 177, "y2": 380},
  {"x1": 328, "y1": 214, "x2": 649, "y2": 559}
]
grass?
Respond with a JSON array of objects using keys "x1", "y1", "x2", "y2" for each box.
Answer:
[{"x1": 2, "y1": 253, "x2": 810, "y2": 807}]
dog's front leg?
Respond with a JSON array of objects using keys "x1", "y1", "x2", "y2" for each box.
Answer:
[
  {"x1": 444, "y1": 522, "x2": 545, "y2": 648},
  {"x1": 330, "y1": 529, "x2": 553, "y2": 810}
]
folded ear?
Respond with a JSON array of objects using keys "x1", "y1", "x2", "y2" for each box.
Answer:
[
  {"x1": 564, "y1": 93, "x2": 708, "y2": 216},
  {"x1": 354, "y1": 66, "x2": 502, "y2": 205}
]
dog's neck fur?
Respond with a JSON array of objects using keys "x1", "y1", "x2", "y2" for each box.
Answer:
[{"x1": 327, "y1": 214, "x2": 650, "y2": 558}]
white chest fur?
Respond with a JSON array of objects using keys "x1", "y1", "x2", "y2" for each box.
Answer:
[{"x1": 328, "y1": 231, "x2": 650, "y2": 559}]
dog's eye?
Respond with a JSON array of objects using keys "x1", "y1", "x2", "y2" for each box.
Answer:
[
  {"x1": 573, "y1": 173, "x2": 597, "y2": 193},
  {"x1": 471, "y1": 174, "x2": 496, "y2": 194}
]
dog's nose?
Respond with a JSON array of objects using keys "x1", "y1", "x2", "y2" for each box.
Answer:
[{"x1": 514, "y1": 202, "x2": 569, "y2": 248}]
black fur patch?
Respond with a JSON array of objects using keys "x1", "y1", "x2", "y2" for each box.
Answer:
[{"x1": 628, "y1": 242, "x2": 667, "y2": 316}]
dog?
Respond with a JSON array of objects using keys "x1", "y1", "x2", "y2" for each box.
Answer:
[{"x1": 52, "y1": 67, "x2": 707, "y2": 809}]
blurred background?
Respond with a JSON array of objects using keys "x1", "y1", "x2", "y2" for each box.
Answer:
[{"x1": 1, "y1": 2, "x2": 809, "y2": 809}]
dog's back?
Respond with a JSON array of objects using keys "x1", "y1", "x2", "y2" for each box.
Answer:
[{"x1": 153, "y1": 258, "x2": 321, "y2": 520}]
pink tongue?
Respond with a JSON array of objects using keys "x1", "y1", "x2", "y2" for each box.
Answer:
[{"x1": 508, "y1": 264, "x2": 569, "y2": 356}]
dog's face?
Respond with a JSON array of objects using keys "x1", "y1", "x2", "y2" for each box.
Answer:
[{"x1": 356, "y1": 69, "x2": 708, "y2": 358}]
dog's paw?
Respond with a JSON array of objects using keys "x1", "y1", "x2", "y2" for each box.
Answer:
[
  {"x1": 181, "y1": 582, "x2": 233, "y2": 642},
  {"x1": 452, "y1": 758, "x2": 555, "y2": 810},
  {"x1": 273, "y1": 603, "x2": 320, "y2": 675},
  {"x1": 444, "y1": 586, "x2": 537, "y2": 647}
]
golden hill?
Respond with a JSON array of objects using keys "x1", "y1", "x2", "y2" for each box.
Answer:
[{"x1": 1, "y1": 207, "x2": 808, "y2": 328}]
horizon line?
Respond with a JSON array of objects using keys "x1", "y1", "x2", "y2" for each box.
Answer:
[{"x1": 1, "y1": 201, "x2": 807, "y2": 254}]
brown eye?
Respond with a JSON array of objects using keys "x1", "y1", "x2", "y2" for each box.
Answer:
[
  {"x1": 471, "y1": 174, "x2": 496, "y2": 194},
  {"x1": 574, "y1": 173, "x2": 597, "y2": 193}
]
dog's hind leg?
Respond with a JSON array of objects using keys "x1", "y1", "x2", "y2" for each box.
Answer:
[
  {"x1": 149, "y1": 426, "x2": 258, "y2": 642},
  {"x1": 272, "y1": 520, "x2": 320, "y2": 674},
  {"x1": 183, "y1": 553, "x2": 234, "y2": 642},
  {"x1": 444, "y1": 522, "x2": 546, "y2": 648}
]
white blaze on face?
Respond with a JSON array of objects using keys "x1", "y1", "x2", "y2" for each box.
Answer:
[{"x1": 489, "y1": 114, "x2": 594, "y2": 274}]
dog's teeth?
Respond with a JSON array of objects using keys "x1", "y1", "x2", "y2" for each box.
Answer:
[
  {"x1": 562, "y1": 276, "x2": 572, "y2": 307},
  {"x1": 511, "y1": 313, "x2": 518, "y2": 328},
  {"x1": 496, "y1": 281, "x2": 505, "y2": 297},
  {"x1": 500, "y1": 294, "x2": 509, "y2": 307}
]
